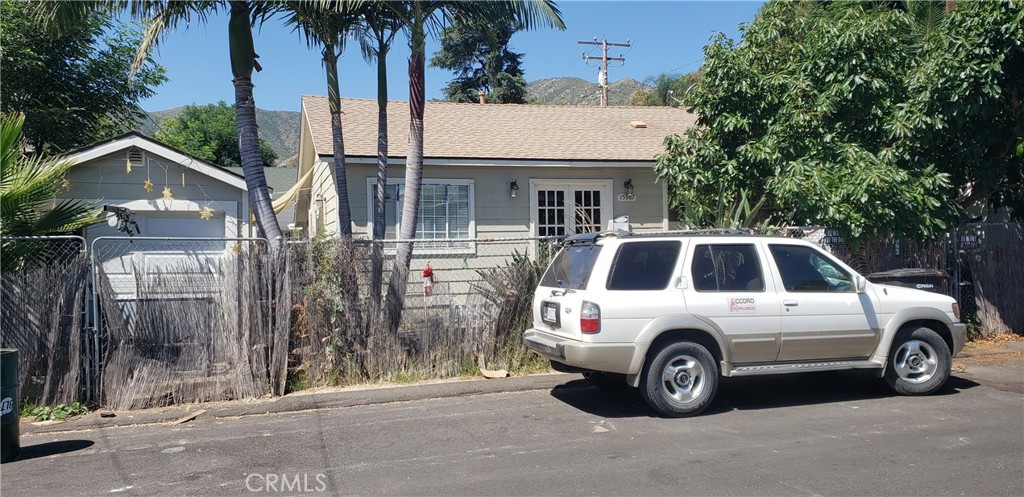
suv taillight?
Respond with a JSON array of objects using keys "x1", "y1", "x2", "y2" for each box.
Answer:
[
  {"x1": 581, "y1": 301, "x2": 601, "y2": 334},
  {"x1": 952, "y1": 302, "x2": 961, "y2": 321}
]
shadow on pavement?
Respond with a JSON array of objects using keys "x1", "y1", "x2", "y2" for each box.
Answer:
[
  {"x1": 550, "y1": 371, "x2": 981, "y2": 418},
  {"x1": 4, "y1": 440, "x2": 95, "y2": 463}
]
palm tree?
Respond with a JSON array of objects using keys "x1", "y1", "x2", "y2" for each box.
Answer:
[
  {"x1": 285, "y1": 1, "x2": 366, "y2": 237},
  {"x1": 1, "y1": 113, "x2": 103, "y2": 265},
  {"x1": 382, "y1": 1, "x2": 565, "y2": 332},
  {"x1": 358, "y1": 2, "x2": 405, "y2": 304},
  {"x1": 31, "y1": 0, "x2": 348, "y2": 251}
]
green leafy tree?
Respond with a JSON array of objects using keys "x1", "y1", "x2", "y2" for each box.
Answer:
[
  {"x1": 383, "y1": 1, "x2": 564, "y2": 333},
  {"x1": 899, "y1": 0, "x2": 1024, "y2": 218},
  {"x1": 430, "y1": 17, "x2": 528, "y2": 104},
  {"x1": 154, "y1": 102, "x2": 278, "y2": 168},
  {"x1": 655, "y1": 1, "x2": 958, "y2": 241},
  {"x1": 0, "y1": 2, "x2": 166, "y2": 154},
  {"x1": 628, "y1": 70, "x2": 702, "y2": 107},
  {"x1": 1, "y1": 113, "x2": 102, "y2": 263}
]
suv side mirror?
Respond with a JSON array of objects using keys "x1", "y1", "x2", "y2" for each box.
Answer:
[{"x1": 855, "y1": 275, "x2": 868, "y2": 294}]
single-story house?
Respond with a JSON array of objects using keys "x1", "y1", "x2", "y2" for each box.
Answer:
[
  {"x1": 61, "y1": 132, "x2": 254, "y2": 300},
  {"x1": 292, "y1": 96, "x2": 697, "y2": 306},
  {"x1": 294, "y1": 96, "x2": 697, "y2": 242}
]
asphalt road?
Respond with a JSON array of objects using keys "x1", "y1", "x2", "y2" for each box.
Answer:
[{"x1": 3, "y1": 372, "x2": 1022, "y2": 497}]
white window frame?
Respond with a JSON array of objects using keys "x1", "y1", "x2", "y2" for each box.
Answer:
[
  {"x1": 529, "y1": 179, "x2": 614, "y2": 237},
  {"x1": 365, "y1": 177, "x2": 477, "y2": 254}
]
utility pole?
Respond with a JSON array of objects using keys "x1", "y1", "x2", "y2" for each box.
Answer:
[{"x1": 578, "y1": 38, "x2": 630, "y2": 106}]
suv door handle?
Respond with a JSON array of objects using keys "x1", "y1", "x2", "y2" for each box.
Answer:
[{"x1": 783, "y1": 299, "x2": 799, "y2": 307}]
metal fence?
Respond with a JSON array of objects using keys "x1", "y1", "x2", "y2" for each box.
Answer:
[
  {"x1": 281, "y1": 236, "x2": 560, "y2": 388},
  {"x1": 3, "y1": 226, "x2": 1018, "y2": 409},
  {"x1": 89, "y1": 237, "x2": 285, "y2": 410},
  {"x1": 0, "y1": 236, "x2": 89, "y2": 407}
]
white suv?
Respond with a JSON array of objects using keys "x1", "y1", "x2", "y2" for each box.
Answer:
[{"x1": 523, "y1": 231, "x2": 966, "y2": 417}]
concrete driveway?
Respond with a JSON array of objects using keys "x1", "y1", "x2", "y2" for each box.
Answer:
[{"x1": 3, "y1": 370, "x2": 1022, "y2": 497}]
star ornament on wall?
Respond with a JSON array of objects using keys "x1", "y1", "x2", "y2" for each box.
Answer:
[
  {"x1": 143, "y1": 179, "x2": 154, "y2": 192},
  {"x1": 61, "y1": 177, "x2": 71, "y2": 191},
  {"x1": 162, "y1": 187, "x2": 173, "y2": 200},
  {"x1": 199, "y1": 206, "x2": 214, "y2": 220}
]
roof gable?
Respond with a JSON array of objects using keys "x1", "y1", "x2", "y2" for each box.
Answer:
[
  {"x1": 301, "y1": 96, "x2": 697, "y2": 163},
  {"x1": 62, "y1": 132, "x2": 248, "y2": 191}
]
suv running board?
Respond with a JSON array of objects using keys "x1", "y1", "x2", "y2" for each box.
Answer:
[{"x1": 728, "y1": 360, "x2": 883, "y2": 377}]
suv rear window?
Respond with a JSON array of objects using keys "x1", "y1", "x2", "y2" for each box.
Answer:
[
  {"x1": 540, "y1": 245, "x2": 603, "y2": 290},
  {"x1": 606, "y1": 241, "x2": 682, "y2": 290}
]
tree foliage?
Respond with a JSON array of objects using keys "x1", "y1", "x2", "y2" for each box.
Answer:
[
  {"x1": 155, "y1": 102, "x2": 278, "y2": 168},
  {"x1": 655, "y1": 0, "x2": 1023, "y2": 241},
  {"x1": 430, "y1": 16, "x2": 529, "y2": 104},
  {"x1": 1, "y1": 113, "x2": 102, "y2": 242},
  {"x1": 0, "y1": 2, "x2": 166, "y2": 154},
  {"x1": 628, "y1": 70, "x2": 702, "y2": 107}
]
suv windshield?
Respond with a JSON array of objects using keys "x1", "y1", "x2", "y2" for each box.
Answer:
[{"x1": 540, "y1": 244, "x2": 603, "y2": 290}]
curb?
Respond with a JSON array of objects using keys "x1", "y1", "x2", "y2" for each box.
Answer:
[{"x1": 21, "y1": 372, "x2": 579, "y2": 435}]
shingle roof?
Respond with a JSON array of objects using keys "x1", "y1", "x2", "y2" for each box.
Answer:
[
  {"x1": 302, "y1": 96, "x2": 697, "y2": 162},
  {"x1": 223, "y1": 166, "x2": 297, "y2": 197}
]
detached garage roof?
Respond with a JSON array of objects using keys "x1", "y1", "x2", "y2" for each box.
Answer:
[
  {"x1": 63, "y1": 131, "x2": 247, "y2": 191},
  {"x1": 301, "y1": 96, "x2": 697, "y2": 162}
]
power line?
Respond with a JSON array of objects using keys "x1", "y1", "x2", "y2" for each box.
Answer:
[{"x1": 578, "y1": 37, "x2": 630, "y2": 107}]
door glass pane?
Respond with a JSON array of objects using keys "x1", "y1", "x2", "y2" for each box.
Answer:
[
  {"x1": 769, "y1": 244, "x2": 853, "y2": 293},
  {"x1": 692, "y1": 244, "x2": 764, "y2": 292}
]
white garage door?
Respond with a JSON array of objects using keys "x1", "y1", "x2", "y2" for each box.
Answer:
[{"x1": 90, "y1": 211, "x2": 229, "y2": 300}]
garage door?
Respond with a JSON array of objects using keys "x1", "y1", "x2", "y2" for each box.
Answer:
[{"x1": 90, "y1": 211, "x2": 228, "y2": 300}]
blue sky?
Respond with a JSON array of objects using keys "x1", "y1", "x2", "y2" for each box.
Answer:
[{"x1": 139, "y1": 1, "x2": 765, "y2": 112}]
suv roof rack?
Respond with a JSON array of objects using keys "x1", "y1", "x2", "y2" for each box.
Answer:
[{"x1": 563, "y1": 230, "x2": 630, "y2": 246}]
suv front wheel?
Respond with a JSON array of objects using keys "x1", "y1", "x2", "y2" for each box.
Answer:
[
  {"x1": 641, "y1": 341, "x2": 719, "y2": 417},
  {"x1": 884, "y1": 326, "x2": 952, "y2": 395}
]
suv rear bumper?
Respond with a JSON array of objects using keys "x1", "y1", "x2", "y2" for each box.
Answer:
[{"x1": 523, "y1": 329, "x2": 635, "y2": 374}]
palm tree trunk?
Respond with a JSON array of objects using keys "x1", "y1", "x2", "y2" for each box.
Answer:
[
  {"x1": 228, "y1": 2, "x2": 281, "y2": 250},
  {"x1": 325, "y1": 48, "x2": 352, "y2": 237},
  {"x1": 234, "y1": 76, "x2": 283, "y2": 250},
  {"x1": 370, "y1": 43, "x2": 389, "y2": 306},
  {"x1": 384, "y1": 5, "x2": 426, "y2": 334}
]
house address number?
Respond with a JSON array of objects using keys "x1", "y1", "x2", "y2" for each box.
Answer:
[{"x1": 617, "y1": 193, "x2": 637, "y2": 202}]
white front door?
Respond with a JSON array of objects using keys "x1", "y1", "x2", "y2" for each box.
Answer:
[{"x1": 530, "y1": 180, "x2": 612, "y2": 237}]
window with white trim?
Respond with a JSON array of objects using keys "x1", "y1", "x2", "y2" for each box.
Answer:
[{"x1": 367, "y1": 179, "x2": 475, "y2": 245}]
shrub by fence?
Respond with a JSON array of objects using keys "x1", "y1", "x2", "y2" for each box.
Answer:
[{"x1": 284, "y1": 237, "x2": 557, "y2": 390}]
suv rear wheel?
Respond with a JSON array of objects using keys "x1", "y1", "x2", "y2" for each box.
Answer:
[
  {"x1": 884, "y1": 326, "x2": 951, "y2": 395},
  {"x1": 641, "y1": 341, "x2": 719, "y2": 417}
]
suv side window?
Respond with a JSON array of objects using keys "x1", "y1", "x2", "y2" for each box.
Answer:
[
  {"x1": 691, "y1": 244, "x2": 765, "y2": 292},
  {"x1": 606, "y1": 241, "x2": 681, "y2": 291},
  {"x1": 768, "y1": 244, "x2": 854, "y2": 293}
]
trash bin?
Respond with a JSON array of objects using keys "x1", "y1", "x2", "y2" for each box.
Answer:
[
  {"x1": 1, "y1": 349, "x2": 19, "y2": 463},
  {"x1": 866, "y1": 268, "x2": 949, "y2": 295}
]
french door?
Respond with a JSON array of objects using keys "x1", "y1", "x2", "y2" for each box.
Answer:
[{"x1": 530, "y1": 180, "x2": 612, "y2": 237}]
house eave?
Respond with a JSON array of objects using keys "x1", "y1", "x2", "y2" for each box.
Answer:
[{"x1": 317, "y1": 155, "x2": 656, "y2": 168}]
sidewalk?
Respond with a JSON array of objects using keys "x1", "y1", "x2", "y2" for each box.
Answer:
[{"x1": 21, "y1": 372, "x2": 579, "y2": 435}]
